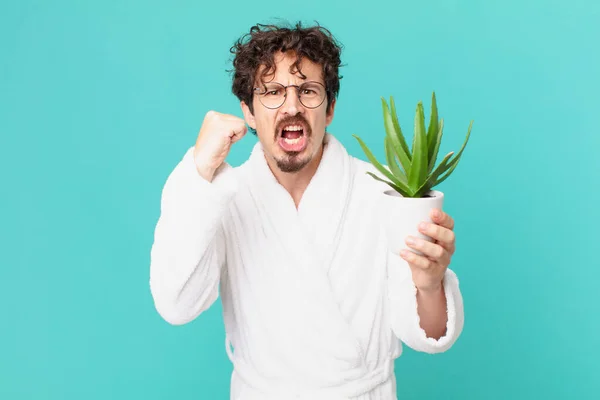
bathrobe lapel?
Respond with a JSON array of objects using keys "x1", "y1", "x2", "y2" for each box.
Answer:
[
  {"x1": 246, "y1": 133, "x2": 355, "y2": 278},
  {"x1": 240, "y1": 133, "x2": 367, "y2": 380}
]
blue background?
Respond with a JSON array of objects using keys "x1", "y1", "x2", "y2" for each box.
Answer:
[{"x1": 1, "y1": 0, "x2": 599, "y2": 399}]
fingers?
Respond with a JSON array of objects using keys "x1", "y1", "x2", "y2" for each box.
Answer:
[
  {"x1": 404, "y1": 236, "x2": 450, "y2": 265},
  {"x1": 230, "y1": 123, "x2": 248, "y2": 143},
  {"x1": 418, "y1": 221, "x2": 456, "y2": 254},
  {"x1": 400, "y1": 248, "x2": 436, "y2": 269},
  {"x1": 400, "y1": 210, "x2": 457, "y2": 280},
  {"x1": 207, "y1": 110, "x2": 242, "y2": 122},
  {"x1": 431, "y1": 208, "x2": 454, "y2": 230},
  {"x1": 205, "y1": 111, "x2": 248, "y2": 141},
  {"x1": 231, "y1": 116, "x2": 248, "y2": 141}
]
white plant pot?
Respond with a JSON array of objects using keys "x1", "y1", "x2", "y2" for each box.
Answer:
[{"x1": 378, "y1": 189, "x2": 444, "y2": 256}]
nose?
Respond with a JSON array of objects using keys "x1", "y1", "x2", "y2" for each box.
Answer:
[{"x1": 279, "y1": 87, "x2": 304, "y2": 116}]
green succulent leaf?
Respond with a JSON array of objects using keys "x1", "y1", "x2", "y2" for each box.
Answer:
[
  {"x1": 384, "y1": 136, "x2": 408, "y2": 184},
  {"x1": 426, "y1": 92, "x2": 439, "y2": 171},
  {"x1": 365, "y1": 172, "x2": 412, "y2": 197},
  {"x1": 408, "y1": 101, "x2": 429, "y2": 190},
  {"x1": 382, "y1": 98, "x2": 412, "y2": 175},
  {"x1": 389, "y1": 96, "x2": 412, "y2": 161},
  {"x1": 358, "y1": 92, "x2": 473, "y2": 198},
  {"x1": 352, "y1": 134, "x2": 412, "y2": 194},
  {"x1": 428, "y1": 118, "x2": 444, "y2": 174},
  {"x1": 413, "y1": 151, "x2": 454, "y2": 197},
  {"x1": 433, "y1": 120, "x2": 474, "y2": 186}
]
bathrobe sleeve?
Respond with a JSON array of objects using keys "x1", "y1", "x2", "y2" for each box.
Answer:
[
  {"x1": 149, "y1": 146, "x2": 237, "y2": 325},
  {"x1": 388, "y1": 254, "x2": 465, "y2": 353}
]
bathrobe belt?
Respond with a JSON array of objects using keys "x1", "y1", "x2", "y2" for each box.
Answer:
[{"x1": 226, "y1": 336, "x2": 394, "y2": 399}]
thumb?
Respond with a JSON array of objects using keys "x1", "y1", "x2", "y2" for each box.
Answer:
[{"x1": 230, "y1": 124, "x2": 248, "y2": 143}]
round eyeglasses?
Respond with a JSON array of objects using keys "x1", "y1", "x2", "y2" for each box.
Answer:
[{"x1": 253, "y1": 81, "x2": 327, "y2": 109}]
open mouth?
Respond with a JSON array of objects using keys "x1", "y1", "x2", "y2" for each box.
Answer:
[{"x1": 278, "y1": 124, "x2": 307, "y2": 152}]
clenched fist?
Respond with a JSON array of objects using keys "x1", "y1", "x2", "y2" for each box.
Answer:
[{"x1": 193, "y1": 111, "x2": 248, "y2": 181}]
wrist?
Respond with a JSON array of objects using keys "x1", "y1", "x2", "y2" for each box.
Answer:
[
  {"x1": 195, "y1": 164, "x2": 216, "y2": 182},
  {"x1": 416, "y1": 281, "x2": 444, "y2": 295},
  {"x1": 193, "y1": 152, "x2": 217, "y2": 182}
]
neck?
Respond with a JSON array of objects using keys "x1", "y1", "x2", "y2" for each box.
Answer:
[{"x1": 266, "y1": 141, "x2": 326, "y2": 209}]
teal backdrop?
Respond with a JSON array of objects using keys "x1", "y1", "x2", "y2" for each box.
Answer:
[{"x1": 1, "y1": 0, "x2": 598, "y2": 399}]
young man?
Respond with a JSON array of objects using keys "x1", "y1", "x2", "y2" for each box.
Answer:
[{"x1": 150, "y1": 22, "x2": 464, "y2": 400}]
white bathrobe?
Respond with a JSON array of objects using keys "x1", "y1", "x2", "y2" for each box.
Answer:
[{"x1": 149, "y1": 133, "x2": 464, "y2": 400}]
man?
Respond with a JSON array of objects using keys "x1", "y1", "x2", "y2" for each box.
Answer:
[{"x1": 150, "y1": 21, "x2": 464, "y2": 400}]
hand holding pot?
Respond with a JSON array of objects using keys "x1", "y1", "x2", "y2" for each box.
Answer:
[{"x1": 400, "y1": 208, "x2": 456, "y2": 292}]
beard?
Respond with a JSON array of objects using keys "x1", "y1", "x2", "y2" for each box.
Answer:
[
  {"x1": 275, "y1": 151, "x2": 311, "y2": 173},
  {"x1": 273, "y1": 115, "x2": 314, "y2": 173}
]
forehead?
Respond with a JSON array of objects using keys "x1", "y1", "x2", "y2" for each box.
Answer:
[{"x1": 255, "y1": 51, "x2": 324, "y2": 85}]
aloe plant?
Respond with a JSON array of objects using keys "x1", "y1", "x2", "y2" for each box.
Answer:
[{"x1": 352, "y1": 92, "x2": 473, "y2": 198}]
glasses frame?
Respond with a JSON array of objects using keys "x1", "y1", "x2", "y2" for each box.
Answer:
[{"x1": 253, "y1": 80, "x2": 327, "y2": 110}]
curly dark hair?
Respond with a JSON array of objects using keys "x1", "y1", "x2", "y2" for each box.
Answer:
[{"x1": 228, "y1": 21, "x2": 344, "y2": 134}]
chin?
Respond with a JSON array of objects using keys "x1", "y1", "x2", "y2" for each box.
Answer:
[
  {"x1": 275, "y1": 156, "x2": 311, "y2": 173},
  {"x1": 273, "y1": 145, "x2": 312, "y2": 173}
]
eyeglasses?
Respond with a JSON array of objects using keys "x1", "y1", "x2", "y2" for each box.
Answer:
[{"x1": 253, "y1": 81, "x2": 327, "y2": 109}]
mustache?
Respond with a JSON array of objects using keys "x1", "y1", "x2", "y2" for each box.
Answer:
[{"x1": 275, "y1": 116, "x2": 311, "y2": 138}]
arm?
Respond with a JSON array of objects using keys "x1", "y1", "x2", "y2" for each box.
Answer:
[
  {"x1": 416, "y1": 284, "x2": 448, "y2": 339},
  {"x1": 149, "y1": 146, "x2": 238, "y2": 325},
  {"x1": 360, "y1": 161, "x2": 465, "y2": 351},
  {"x1": 388, "y1": 256, "x2": 464, "y2": 353}
]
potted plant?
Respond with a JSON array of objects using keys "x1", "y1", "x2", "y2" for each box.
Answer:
[{"x1": 352, "y1": 92, "x2": 473, "y2": 255}]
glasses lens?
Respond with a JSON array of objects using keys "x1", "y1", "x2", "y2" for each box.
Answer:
[
  {"x1": 299, "y1": 82, "x2": 326, "y2": 108},
  {"x1": 257, "y1": 83, "x2": 286, "y2": 108}
]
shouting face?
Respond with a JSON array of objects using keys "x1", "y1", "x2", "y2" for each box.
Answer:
[{"x1": 241, "y1": 50, "x2": 336, "y2": 173}]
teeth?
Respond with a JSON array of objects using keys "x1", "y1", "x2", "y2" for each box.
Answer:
[
  {"x1": 283, "y1": 137, "x2": 302, "y2": 144},
  {"x1": 282, "y1": 125, "x2": 303, "y2": 131}
]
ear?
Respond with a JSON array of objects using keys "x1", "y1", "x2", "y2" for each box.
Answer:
[
  {"x1": 240, "y1": 101, "x2": 256, "y2": 130},
  {"x1": 325, "y1": 98, "x2": 336, "y2": 126}
]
